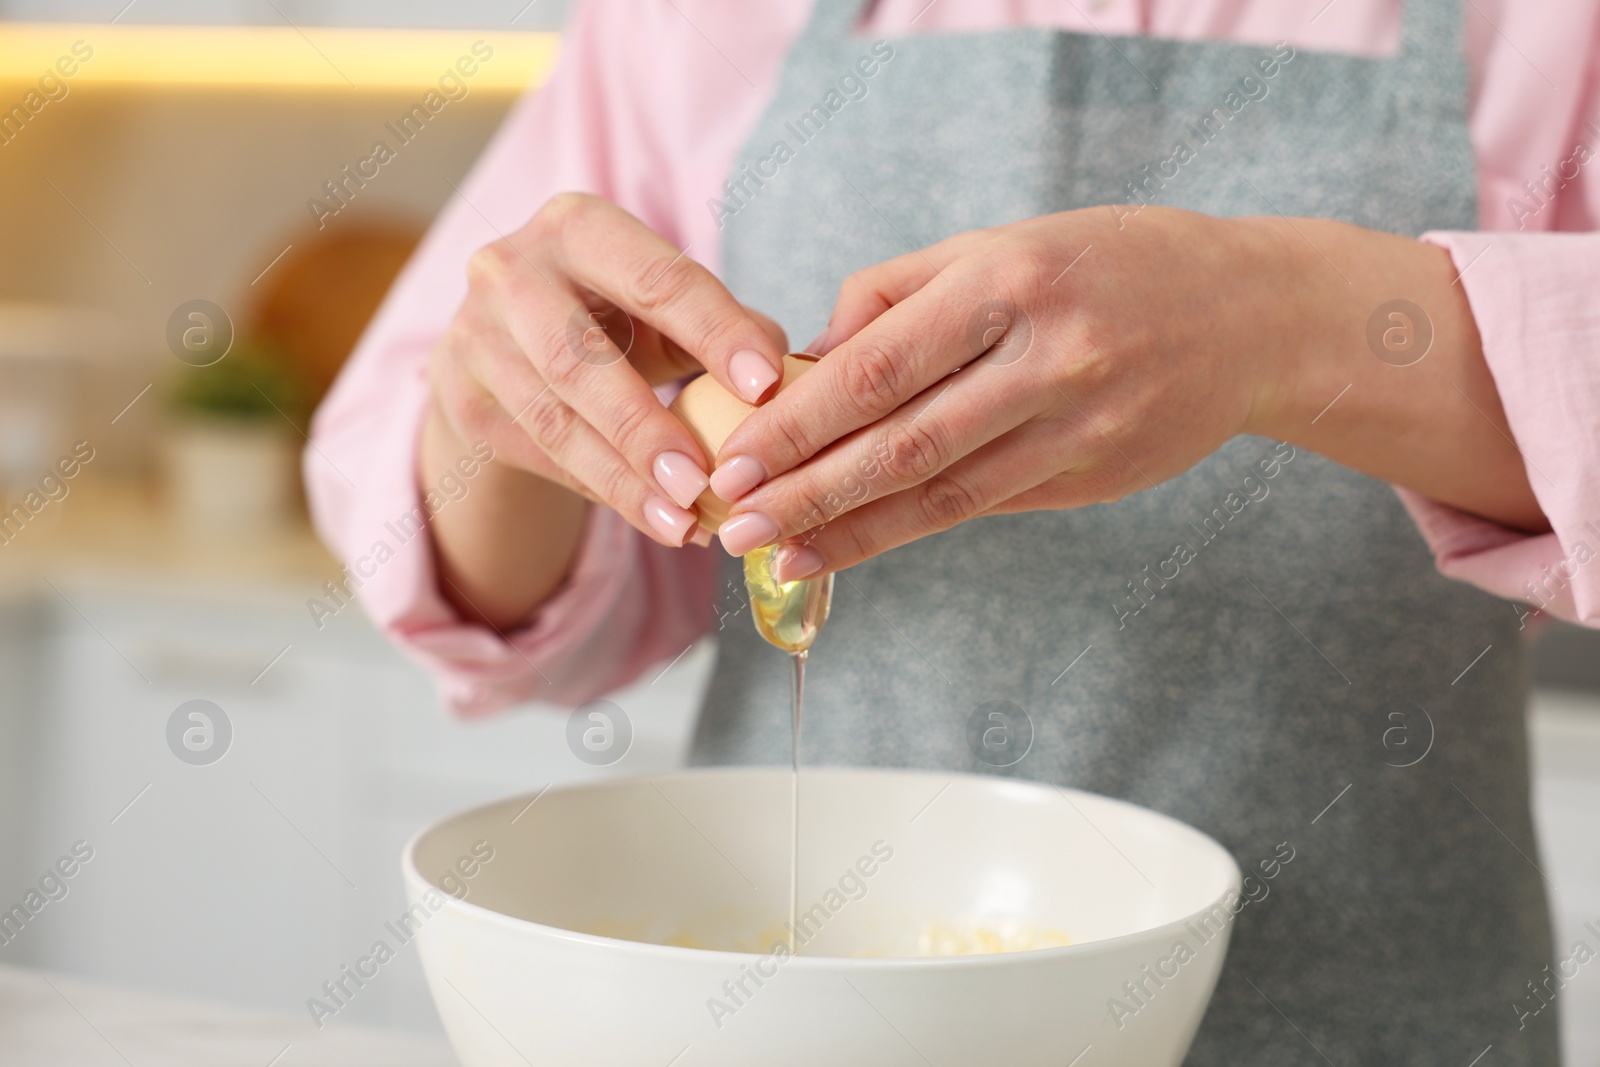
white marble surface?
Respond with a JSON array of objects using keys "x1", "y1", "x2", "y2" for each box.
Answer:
[{"x1": 0, "y1": 963, "x2": 459, "y2": 1067}]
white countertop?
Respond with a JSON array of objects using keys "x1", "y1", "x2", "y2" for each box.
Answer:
[
  {"x1": 0, "y1": 478, "x2": 337, "y2": 601},
  {"x1": 0, "y1": 964, "x2": 459, "y2": 1067}
]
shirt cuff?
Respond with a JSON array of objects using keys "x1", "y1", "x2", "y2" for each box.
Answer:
[
  {"x1": 326, "y1": 387, "x2": 721, "y2": 715},
  {"x1": 1406, "y1": 231, "x2": 1600, "y2": 627},
  {"x1": 412, "y1": 500, "x2": 721, "y2": 716}
]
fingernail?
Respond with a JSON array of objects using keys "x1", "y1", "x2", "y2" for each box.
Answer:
[
  {"x1": 802, "y1": 328, "x2": 831, "y2": 355},
  {"x1": 709, "y1": 454, "x2": 766, "y2": 501},
  {"x1": 653, "y1": 450, "x2": 709, "y2": 510},
  {"x1": 644, "y1": 496, "x2": 695, "y2": 545},
  {"x1": 717, "y1": 512, "x2": 780, "y2": 556},
  {"x1": 689, "y1": 525, "x2": 714, "y2": 547},
  {"x1": 729, "y1": 349, "x2": 780, "y2": 404},
  {"x1": 773, "y1": 543, "x2": 824, "y2": 582}
]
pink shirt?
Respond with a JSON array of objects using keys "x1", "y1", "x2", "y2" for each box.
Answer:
[{"x1": 308, "y1": 0, "x2": 1600, "y2": 715}]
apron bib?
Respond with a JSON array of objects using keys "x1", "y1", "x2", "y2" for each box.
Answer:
[{"x1": 707, "y1": 1, "x2": 1556, "y2": 1062}]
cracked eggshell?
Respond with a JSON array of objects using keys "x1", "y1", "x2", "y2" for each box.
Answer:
[{"x1": 668, "y1": 353, "x2": 819, "y2": 531}]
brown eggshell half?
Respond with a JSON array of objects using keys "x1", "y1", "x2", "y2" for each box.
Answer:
[{"x1": 667, "y1": 353, "x2": 819, "y2": 531}]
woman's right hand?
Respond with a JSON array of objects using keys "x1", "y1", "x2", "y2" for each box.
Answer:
[{"x1": 429, "y1": 192, "x2": 788, "y2": 548}]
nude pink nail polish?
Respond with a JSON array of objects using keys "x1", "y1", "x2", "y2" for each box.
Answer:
[
  {"x1": 717, "y1": 512, "x2": 780, "y2": 556},
  {"x1": 773, "y1": 544, "x2": 824, "y2": 582},
  {"x1": 710, "y1": 455, "x2": 766, "y2": 501},
  {"x1": 644, "y1": 496, "x2": 694, "y2": 545},
  {"x1": 728, "y1": 350, "x2": 779, "y2": 404},
  {"x1": 653, "y1": 450, "x2": 709, "y2": 509}
]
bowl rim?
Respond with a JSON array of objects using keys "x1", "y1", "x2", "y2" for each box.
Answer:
[{"x1": 401, "y1": 765, "x2": 1245, "y2": 971}]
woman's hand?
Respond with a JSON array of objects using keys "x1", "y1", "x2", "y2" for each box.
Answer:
[
  {"x1": 422, "y1": 192, "x2": 787, "y2": 627},
  {"x1": 709, "y1": 206, "x2": 1544, "y2": 580}
]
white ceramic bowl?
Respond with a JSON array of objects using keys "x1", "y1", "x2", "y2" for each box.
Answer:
[{"x1": 403, "y1": 767, "x2": 1241, "y2": 1066}]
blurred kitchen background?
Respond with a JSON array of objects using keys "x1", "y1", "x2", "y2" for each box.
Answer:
[{"x1": 0, "y1": 1, "x2": 1596, "y2": 1064}]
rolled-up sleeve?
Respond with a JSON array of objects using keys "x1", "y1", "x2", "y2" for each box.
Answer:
[
  {"x1": 305, "y1": 1, "x2": 721, "y2": 715},
  {"x1": 1403, "y1": 231, "x2": 1600, "y2": 626}
]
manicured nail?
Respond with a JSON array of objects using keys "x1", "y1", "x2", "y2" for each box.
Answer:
[
  {"x1": 803, "y1": 328, "x2": 831, "y2": 355},
  {"x1": 644, "y1": 496, "x2": 695, "y2": 545},
  {"x1": 653, "y1": 450, "x2": 709, "y2": 510},
  {"x1": 728, "y1": 349, "x2": 780, "y2": 404},
  {"x1": 773, "y1": 543, "x2": 824, "y2": 582},
  {"x1": 710, "y1": 454, "x2": 766, "y2": 501},
  {"x1": 718, "y1": 512, "x2": 780, "y2": 556},
  {"x1": 688, "y1": 525, "x2": 714, "y2": 547}
]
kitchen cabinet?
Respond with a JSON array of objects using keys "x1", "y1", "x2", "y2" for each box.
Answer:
[
  {"x1": 0, "y1": 594, "x2": 47, "y2": 898},
  {"x1": 0, "y1": 547, "x2": 709, "y2": 1033}
]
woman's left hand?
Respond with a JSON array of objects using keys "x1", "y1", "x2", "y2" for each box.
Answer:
[
  {"x1": 709, "y1": 206, "x2": 1304, "y2": 578},
  {"x1": 709, "y1": 203, "x2": 1546, "y2": 579}
]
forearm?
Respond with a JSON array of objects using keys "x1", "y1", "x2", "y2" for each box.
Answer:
[
  {"x1": 418, "y1": 403, "x2": 590, "y2": 631},
  {"x1": 1246, "y1": 217, "x2": 1549, "y2": 533}
]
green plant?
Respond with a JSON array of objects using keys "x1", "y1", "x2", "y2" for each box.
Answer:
[{"x1": 169, "y1": 339, "x2": 304, "y2": 422}]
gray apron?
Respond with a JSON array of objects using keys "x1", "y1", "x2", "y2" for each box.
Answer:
[{"x1": 702, "y1": 1, "x2": 1558, "y2": 1062}]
